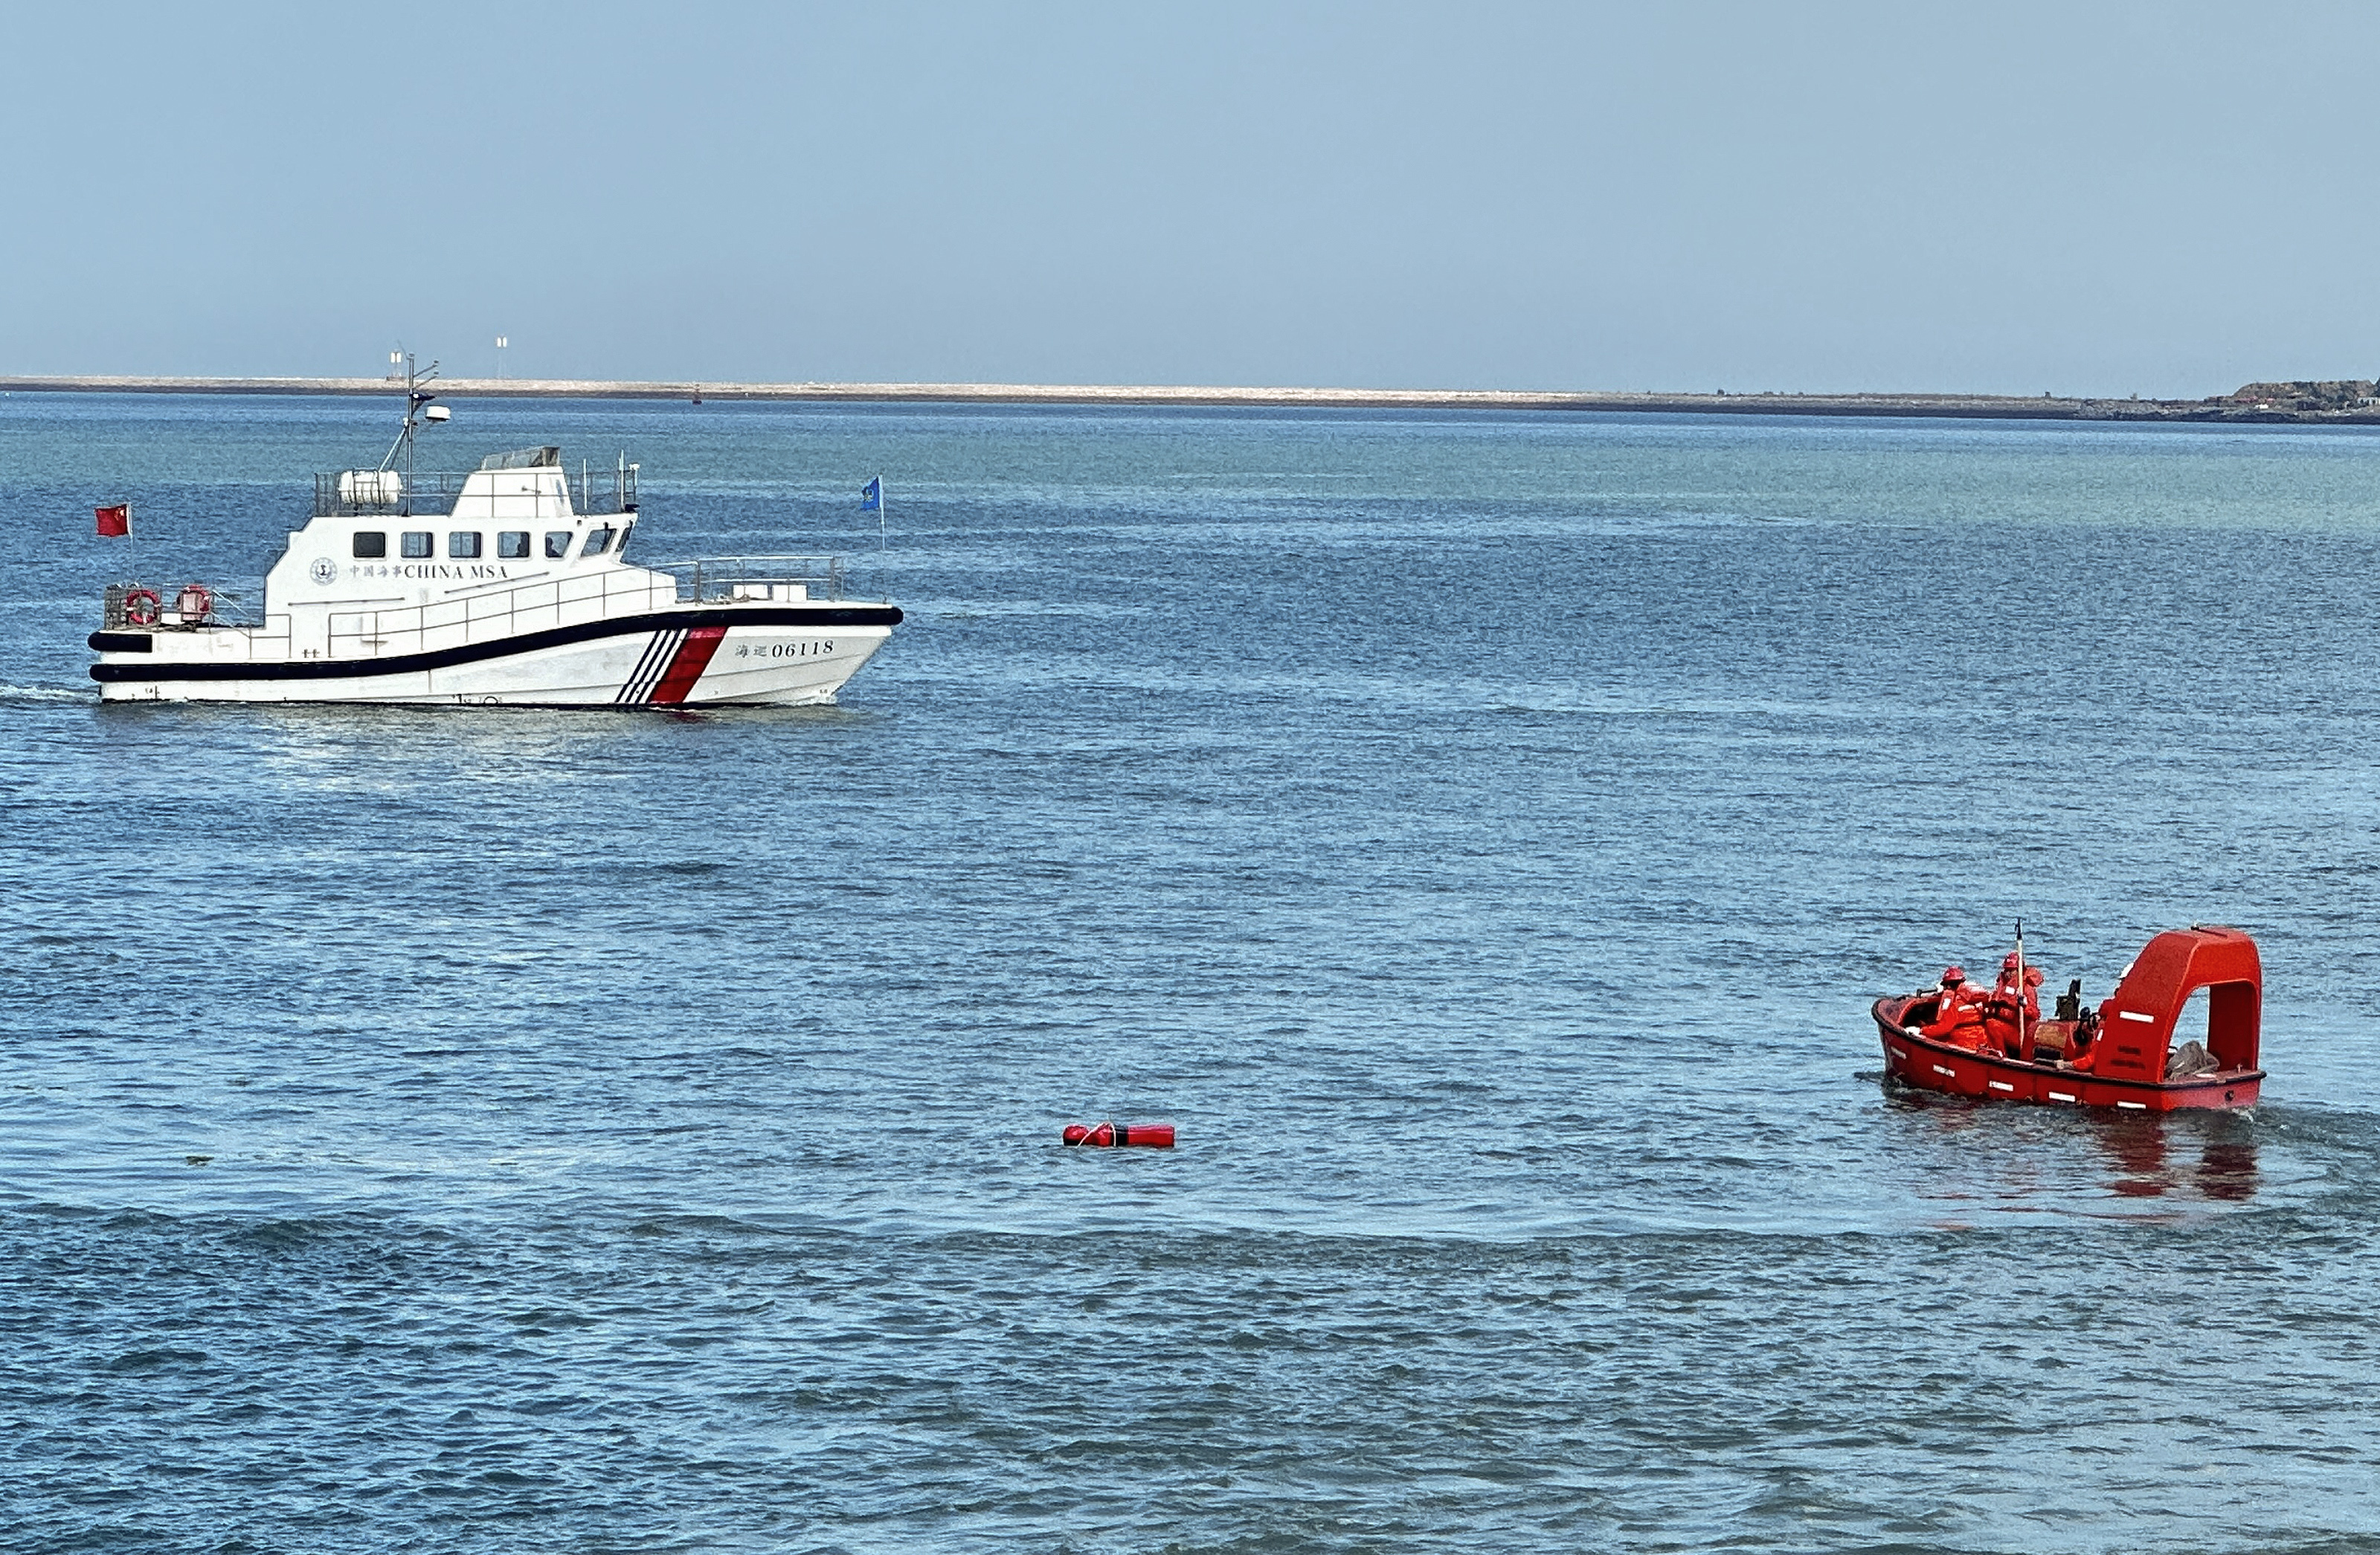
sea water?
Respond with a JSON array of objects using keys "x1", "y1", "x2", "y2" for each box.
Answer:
[{"x1": 1, "y1": 395, "x2": 2375, "y2": 1552}]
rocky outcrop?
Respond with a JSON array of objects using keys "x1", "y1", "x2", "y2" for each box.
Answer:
[{"x1": 2225, "y1": 380, "x2": 2378, "y2": 411}]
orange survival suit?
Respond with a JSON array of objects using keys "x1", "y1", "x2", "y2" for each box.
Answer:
[
  {"x1": 1979, "y1": 958, "x2": 2045, "y2": 1057},
  {"x1": 1917, "y1": 967, "x2": 1990, "y2": 1050}
]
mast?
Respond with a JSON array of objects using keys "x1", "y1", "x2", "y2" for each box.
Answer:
[
  {"x1": 376, "y1": 352, "x2": 442, "y2": 515},
  {"x1": 2014, "y1": 920, "x2": 2027, "y2": 1054}
]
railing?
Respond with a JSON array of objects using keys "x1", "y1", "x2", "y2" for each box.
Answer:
[
  {"x1": 654, "y1": 556, "x2": 847, "y2": 603},
  {"x1": 326, "y1": 567, "x2": 680, "y2": 660},
  {"x1": 310, "y1": 461, "x2": 639, "y2": 519},
  {"x1": 100, "y1": 584, "x2": 260, "y2": 629},
  {"x1": 315, "y1": 470, "x2": 466, "y2": 518},
  {"x1": 318, "y1": 556, "x2": 849, "y2": 660},
  {"x1": 570, "y1": 462, "x2": 638, "y2": 518}
]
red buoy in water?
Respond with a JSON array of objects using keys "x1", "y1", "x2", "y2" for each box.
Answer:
[{"x1": 1062, "y1": 1121, "x2": 1174, "y2": 1148}]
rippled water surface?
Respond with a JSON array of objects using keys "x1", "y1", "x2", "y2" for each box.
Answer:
[{"x1": 3, "y1": 396, "x2": 2377, "y2": 1551}]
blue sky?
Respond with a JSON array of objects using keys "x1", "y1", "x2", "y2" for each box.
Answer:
[{"x1": 4, "y1": 1, "x2": 2375, "y2": 395}]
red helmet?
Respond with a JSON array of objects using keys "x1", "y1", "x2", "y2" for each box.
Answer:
[
  {"x1": 1941, "y1": 965, "x2": 1966, "y2": 985},
  {"x1": 2001, "y1": 952, "x2": 2022, "y2": 970}
]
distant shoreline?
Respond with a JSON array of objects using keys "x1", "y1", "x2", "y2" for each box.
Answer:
[{"x1": 4, "y1": 373, "x2": 2374, "y2": 425}]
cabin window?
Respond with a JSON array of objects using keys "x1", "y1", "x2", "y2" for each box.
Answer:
[
  {"x1": 544, "y1": 531, "x2": 573, "y2": 559},
  {"x1": 581, "y1": 527, "x2": 614, "y2": 557},
  {"x1": 612, "y1": 521, "x2": 634, "y2": 558},
  {"x1": 353, "y1": 532, "x2": 387, "y2": 558},
  {"x1": 402, "y1": 531, "x2": 433, "y2": 559},
  {"x1": 448, "y1": 531, "x2": 483, "y2": 559},
  {"x1": 498, "y1": 530, "x2": 530, "y2": 559}
]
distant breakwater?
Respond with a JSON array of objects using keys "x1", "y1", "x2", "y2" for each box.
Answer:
[{"x1": 4, "y1": 374, "x2": 2373, "y2": 424}]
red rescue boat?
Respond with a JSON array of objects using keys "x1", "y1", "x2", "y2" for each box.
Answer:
[{"x1": 1872, "y1": 924, "x2": 2265, "y2": 1113}]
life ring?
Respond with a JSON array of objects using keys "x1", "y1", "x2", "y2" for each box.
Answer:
[
  {"x1": 176, "y1": 584, "x2": 213, "y2": 622},
  {"x1": 123, "y1": 587, "x2": 163, "y2": 627}
]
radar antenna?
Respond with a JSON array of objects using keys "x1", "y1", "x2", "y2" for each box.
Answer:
[{"x1": 377, "y1": 351, "x2": 448, "y2": 515}]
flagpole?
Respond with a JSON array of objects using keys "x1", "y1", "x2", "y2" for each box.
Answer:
[{"x1": 878, "y1": 473, "x2": 887, "y2": 556}]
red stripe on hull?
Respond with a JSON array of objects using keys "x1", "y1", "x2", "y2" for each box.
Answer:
[{"x1": 650, "y1": 625, "x2": 727, "y2": 704}]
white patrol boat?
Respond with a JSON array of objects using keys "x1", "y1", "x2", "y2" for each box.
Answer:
[{"x1": 88, "y1": 364, "x2": 901, "y2": 706}]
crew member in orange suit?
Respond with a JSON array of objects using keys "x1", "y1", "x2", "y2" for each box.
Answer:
[
  {"x1": 1981, "y1": 956, "x2": 2046, "y2": 1057},
  {"x1": 1915, "y1": 965, "x2": 1989, "y2": 1049}
]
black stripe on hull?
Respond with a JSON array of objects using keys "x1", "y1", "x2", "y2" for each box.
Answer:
[
  {"x1": 616, "y1": 628, "x2": 683, "y2": 704},
  {"x1": 90, "y1": 605, "x2": 901, "y2": 683}
]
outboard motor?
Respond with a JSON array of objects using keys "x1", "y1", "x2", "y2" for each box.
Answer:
[{"x1": 2053, "y1": 979, "x2": 2082, "y2": 1022}]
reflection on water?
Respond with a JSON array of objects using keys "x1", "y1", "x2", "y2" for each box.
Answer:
[
  {"x1": 2091, "y1": 1110, "x2": 2262, "y2": 1202},
  {"x1": 1886, "y1": 1083, "x2": 2263, "y2": 1211},
  {"x1": 2094, "y1": 1111, "x2": 2172, "y2": 1197}
]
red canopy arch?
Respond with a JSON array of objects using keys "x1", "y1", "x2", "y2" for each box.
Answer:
[{"x1": 2094, "y1": 925, "x2": 2262, "y2": 1081}]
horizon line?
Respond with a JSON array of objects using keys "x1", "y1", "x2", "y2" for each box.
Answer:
[{"x1": 0, "y1": 373, "x2": 2361, "y2": 425}]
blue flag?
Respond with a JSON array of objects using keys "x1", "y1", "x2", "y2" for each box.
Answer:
[{"x1": 861, "y1": 477, "x2": 881, "y2": 512}]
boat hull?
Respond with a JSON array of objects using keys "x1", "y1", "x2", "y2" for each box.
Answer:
[
  {"x1": 90, "y1": 605, "x2": 899, "y2": 708},
  {"x1": 1872, "y1": 996, "x2": 2262, "y2": 1112}
]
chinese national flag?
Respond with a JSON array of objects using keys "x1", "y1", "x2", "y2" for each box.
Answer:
[{"x1": 95, "y1": 503, "x2": 130, "y2": 537}]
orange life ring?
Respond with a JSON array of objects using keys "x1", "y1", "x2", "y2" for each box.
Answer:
[
  {"x1": 123, "y1": 588, "x2": 163, "y2": 627},
  {"x1": 176, "y1": 584, "x2": 213, "y2": 622}
]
